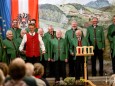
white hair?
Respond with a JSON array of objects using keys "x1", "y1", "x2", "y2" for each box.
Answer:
[
  {"x1": 56, "y1": 29, "x2": 62, "y2": 33},
  {"x1": 6, "y1": 30, "x2": 12, "y2": 37},
  {"x1": 20, "y1": 29, "x2": 26, "y2": 34},
  {"x1": 12, "y1": 58, "x2": 25, "y2": 64},
  {"x1": 75, "y1": 30, "x2": 82, "y2": 34},
  {"x1": 38, "y1": 28, "x2": 43, "y2": 32},
  {"x1": 25, "y1": 63, "x2": 34, "y2": 76}
]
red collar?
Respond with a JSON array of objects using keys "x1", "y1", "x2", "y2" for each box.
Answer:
[{"x1": 35, "y1": 75, "x2": 41, "y2": 78}]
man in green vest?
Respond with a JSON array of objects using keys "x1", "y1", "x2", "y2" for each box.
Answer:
[
  {"x1": 65, "y1": 20, "x2": 78, "y2": 77},
  {"x1": 38, "y1": 28, "x2": 50, "y2": 78},
  {"x1": 44, "y1": 25, "x2": 56, "y2": 40},
  {"x1": 107, "y1": 15, "x2": 115, "y2": 73},
  {"x1": 70, "y1": 30, "x2": 89, "y2": 84},
  {"x1": 25, "y1": 19, "x2": 38, "y2": 33},
  {"x1": 9, "y1": 19, "x2": 21, "y2": 39},
  {"x1": 44, "y1": 25, "x2": 56, "y2": 77},
  {"x1": 50, "y1": 30, "x2": 68, "y2": 83},
  {"x1": 3, "y1": 30, "x2": 19, "y2": 64},
  {"x1": 0, "y1": 35, "x2": 8, "y2": 63},
  {"x1": 86, "y1": 17, "x2": 105, "y2": 76},
  {"x1": 16, "y1": 29, "x2": 27, "y2": 61}
]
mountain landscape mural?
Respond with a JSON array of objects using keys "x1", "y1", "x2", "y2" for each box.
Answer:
[
  {"x1": 39, "y1": 0, "x2": 115, "y2": 64},
  {"x1": 86, "y1": 0, "x2": 110, "y2": 9}
]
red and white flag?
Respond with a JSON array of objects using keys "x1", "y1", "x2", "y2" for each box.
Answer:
[{"x1": 11, "y1": 0, "x2": 39, "y2": 28}]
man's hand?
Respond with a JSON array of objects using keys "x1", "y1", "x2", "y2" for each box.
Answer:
[
  {"x1": 48, "y1": 58, "x2": 50, "y2": 61},
  {"x1": 71, "y1": 52, "x2": 74, "y2": 56},
  {"x1": 65, "y1": 59, "x2": 68, "y2": 62},
  {"x1": 51, "y1": 59, "x2": 54, "y2": 62},
  {"x1": 42, "y1": 51, "x2": 46, "y2": 54},
  {"x1": 102, "y1": 48, "x2": 104, "y2": 51},
  {"x1": 21, "y1": 50, "x2": 26, "y2": 54}
]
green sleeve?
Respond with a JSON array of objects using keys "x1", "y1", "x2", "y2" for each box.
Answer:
[
  {"x1": 69, "y1": 39, "x2": 74, "y2": 54},
  {"x1": 107, "y1": 25, "x2": 113, "y2": 42},
  {"x1": 64, "y1": 39, "x2": 68, "y2": 59},
  {"x1": 86, "y1": 28, "x2": 90, "y2": 41},
  {"x1": 47, "y1": 40, "x2": 51, "y2": 59},
  {"x1": 101, "y1": 27, "x2": 105, "y2": 48},
  {"x1": 50, "y1": 40, "x2": 53, "y2": 59}
]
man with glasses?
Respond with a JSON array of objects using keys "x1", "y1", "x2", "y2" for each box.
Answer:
[
  {"x1": 86, "y1": 17, "x2": 105, "y2": 76},
  {"x1": 107, "y1": 15, "x2": 115, "y2": 73}
]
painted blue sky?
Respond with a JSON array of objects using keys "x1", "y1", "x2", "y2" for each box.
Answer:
[{"x1": 39, "y1": 0, "x2": 113, "y2": 5}]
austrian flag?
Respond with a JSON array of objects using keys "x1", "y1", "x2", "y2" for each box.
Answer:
[{"x1": 11, "y1": 0, "x2": 39, "y2": 28}]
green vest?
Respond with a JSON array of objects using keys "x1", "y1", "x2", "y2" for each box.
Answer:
[
  {"x1": 9, "y1": 28, "x2": 21, "y2": 39},
  {"x1": 70, "y1": 37, "x2": 89, "y2": 60},
  {"x1": 65, "y1": 29, "x2": 77, "y2": 49},
  {"x1": 86, "y1": 25, "x2": 105, "y2": 49},
  {"x1": 40, "y1": 36, "x2": 50, "y2": 61},
  {"x1": 50, "y1": 38, "x2": 68, "y2": 61},
  {"x1": 3, "y1": 39, "x2": 18, "y2": 59},
  {"x1": 16, "y1": 37, "x2": 26, "y2": 60},
  {"x1": 44, "y1": 31, "x2": 56, "y2": 41},
  {"x1": 112, "y1": 36, "x2": 115, "y2": 57},
  {"x1": 107, "y1": 24, "x2": 115, "y2": 49},
  {"x1": 0, "y1": 36, "x2": 8, "y2": 63}
]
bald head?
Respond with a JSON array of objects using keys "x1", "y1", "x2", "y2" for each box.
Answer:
[
  {"x1": 75, "y1": 30, "x2": 82, "y2": 38},
  {"x1": 71, "y1": 20, "x2": 78, "y2": 30},
  {"x1": 20, "y1": 29, "x2": 27, "y2": 37},
  {"x1": 48, "y1": 25, "x2": 54, "y2": 34},
  {"x1": 12, "y1": 58, "x2": 25, "y2": 65},
  {"x1": 56, "y1": 30, "x2": 62, "y2": 39},
  {"x1": 25, "y1": 63, "x2": 34, "y2": 76},
  {"x1": 38, "y1": 28, "x2": 44, "y2": 37}
]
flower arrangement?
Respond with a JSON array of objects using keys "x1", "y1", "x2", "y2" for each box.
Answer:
[
  {"x1": 55, "y1": 77, "x2": 84, "y2": 86},
  {"x1": 54, "y1": 77, "x2": 75, "y2": 86}
]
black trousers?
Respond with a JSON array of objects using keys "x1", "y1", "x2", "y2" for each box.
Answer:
[
  {"x1": 112, "y1": 57, "x2": 115, "y2": 73},
  {"x1": 26, "y1": 56, "x2": 40, "y2": 64},
  {"x1": 7, "y1": 54, "x2": 11, "y2": 65},
  {"x1": 111, "y1": 49, "x2": 115, "y2": 73},
  {"x1": 75, "y1": 56, "x2": 84, "y2": 80},
  {"x1": 41, "y1": 57, "x2": 50, "y2": 78},
  {"x1": 91, "y1": 45, "x2": 103, "y2": 76},
  {"x1": 68, "y1": 54, "x2": 75, "y2": 77},
  {"x1": 49, "y1": 62, "x2": 55, "y2": 77},
  {"x1": 54, "y1": 60, "x2": 66, "y2": 81}
]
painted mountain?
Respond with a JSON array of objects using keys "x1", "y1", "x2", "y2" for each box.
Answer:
[{"x1": 85, "y1": 0, "x2": 110, "y2": 9}]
